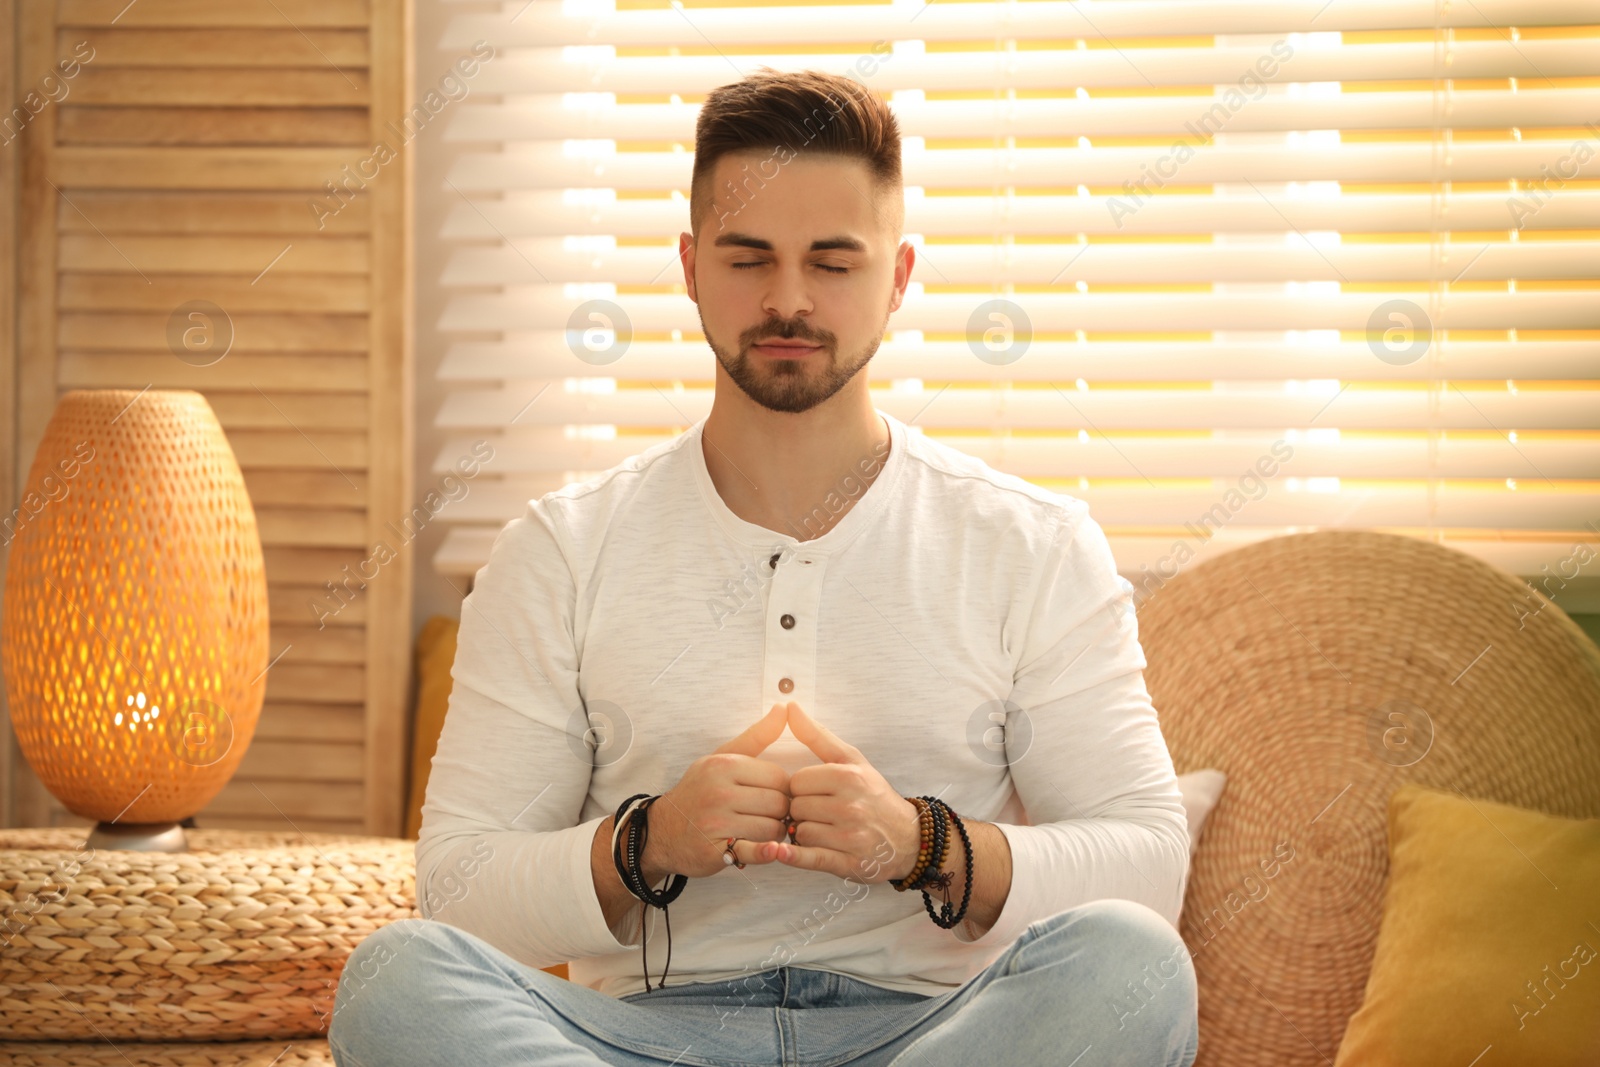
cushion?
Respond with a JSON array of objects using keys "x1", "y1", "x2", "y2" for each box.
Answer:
[
  {"x1": 1332, "y1": 782, "x2": 1600, "y2": 1066},
  {"x1": 406, "y1": 615, "x2": 572, "y2": 979},
  {"x1": 405, "y1": 614, "x2": 459, "y2": 841},
  {"x1": 1176, "y1": 768, "x2": 1226, "y2": 854}
]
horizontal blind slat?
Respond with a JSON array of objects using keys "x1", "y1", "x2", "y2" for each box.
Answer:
[
  {"x1": 448, "y1": 89, "x2": 1600, "y2": 141},
  {"x1": 446, "y1": 140, "x2": 1600, "y2": 189},
  {"x1": 439, "y1": 290, "x2": 1600, "y2": 332},
  {"x1": 440, "y1": 0, "x2": 1591, "y2": 47},
  {"x1": 440, "y1": 240, "x2": 1600, "y2": 286},
  {"x1": 440, "y1": 191, "x2": 1600, "y2": 238},
  {"x1": 459, "y1": 39, "x2": 1600, "y2": 94},
  {"x1": 430, "y1": 428, "x2": 1600, "y2": 480},
  {"x1": 437, "y1": 338, "x2": 1600, "y2": 382},
  {"x1": 432, "y1": 385, "x2": 1600, "y2": 431}
]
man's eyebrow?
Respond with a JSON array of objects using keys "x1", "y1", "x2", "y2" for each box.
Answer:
[{"x1": 711, "y1": 233, "x2": 868, "y2": 253}]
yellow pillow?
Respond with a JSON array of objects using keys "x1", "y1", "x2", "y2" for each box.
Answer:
[
  {"x1": 404, "y1": 614, "x2": 459, "y2": 841},
  {"x1": 403, "y1": 613, "x2": 571, "y2": 981},
  {"x1": 1333, "y1": 782, "x2": 1600, "y2": 1066}
]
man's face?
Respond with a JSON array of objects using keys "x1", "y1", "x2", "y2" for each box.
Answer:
[{"x1": 679, "y1": 151, "x2": 913, "y2": 415}]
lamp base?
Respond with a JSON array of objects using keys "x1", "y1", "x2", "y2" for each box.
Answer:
[{"x1": 86, "y1": 820, "x2": 189, "y2": 852}]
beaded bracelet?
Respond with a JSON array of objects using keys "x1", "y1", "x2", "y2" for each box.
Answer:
[
  {"x1": 889, "y1": 797, "x2": 935, "y2": 891},
  {"x1": 888, "y1": 795, "x2": 975, "y2": 931},
  {"x1": 610, "y1": 792, "x2": 688, "y2": 990},
  {"x1": 920, "y1": 796, "x2": 949, "y2": 891},
  {"x1": 918, "y1": 798, "x2": 974, "y2": 930}
]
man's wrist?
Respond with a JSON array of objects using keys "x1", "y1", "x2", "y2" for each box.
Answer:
[
  {"x1": 640, "y1": 834, "x2": 672, "y2": 885},
  {"x1": 889, "y1": 797, "x2": 925, "y2": 883},
  {"x1": 631, "y1": 812, "x2": 675, "y2": 885}
]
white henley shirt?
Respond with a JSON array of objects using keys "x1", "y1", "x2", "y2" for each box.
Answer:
[{"x1": 415, "y1": 407, "x2": 1191, "y2": 1002}]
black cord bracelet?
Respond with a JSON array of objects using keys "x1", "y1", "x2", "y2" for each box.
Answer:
[{"x1": 610, "y1": 792, "x2": 687, "y2": 990}]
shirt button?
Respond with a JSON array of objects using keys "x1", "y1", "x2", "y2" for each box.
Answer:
[
  {"x1": 778, "y1": 678, "x2": 794, "y2": 694},
  {"x1": 780, "y1": 614, "x2": 795, "y2": 629}
]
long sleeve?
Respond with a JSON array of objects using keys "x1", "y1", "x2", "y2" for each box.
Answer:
[
  {"x1": 413, "y1": 501, "x2": 646, "y2": 968},
  {"x1": 954, "y1": 500, "x2": 1191, "y2": 948}
]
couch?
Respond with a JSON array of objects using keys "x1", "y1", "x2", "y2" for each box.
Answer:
[{"x1": 5, "y1": 529, "x2": 1596, "y2": 1065}]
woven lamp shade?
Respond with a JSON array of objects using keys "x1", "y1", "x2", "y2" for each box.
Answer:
[
  {"x1": 1133, "y1": 529, "x2": 1600, "y2": 1067},
  {"x1": 1, "y1": 389, "x2": 268, "y2": 832}
]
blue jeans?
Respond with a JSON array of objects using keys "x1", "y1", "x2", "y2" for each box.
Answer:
[{"x1": 328, "y1": 897, "x2": 1199, "y2": 1066}]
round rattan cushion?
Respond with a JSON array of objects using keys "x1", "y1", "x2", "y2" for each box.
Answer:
[
  {"x1": 0, "y1": 1039, "x2": 334, "y2": 1066},
  {"x1": 1134, "y1": 529, "x2": 1600, "y2": 1067},
  {"x1": 0, "y1": 828, "x2": 418, "y2": 1046}
]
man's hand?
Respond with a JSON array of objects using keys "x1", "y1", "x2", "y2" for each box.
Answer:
[
  {"x1": 762, "y1": 702, "x2": 924, "y2": 885},
  {"x1": 646, "y1": 702, "x2": 795, "y2": 878}
]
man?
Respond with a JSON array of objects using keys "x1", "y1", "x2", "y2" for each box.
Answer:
[{"x1": 330, "y1": 68, "x2": 1199, "y2": 1067}]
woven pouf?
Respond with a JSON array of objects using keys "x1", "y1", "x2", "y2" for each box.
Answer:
[
  {"x1": 0, "y1": 1038, "x2": 333, "y2": 1066},
  {"x1": 1134, "y1": 529, "x2": 1600, "y2": 1067},
  {"x1": 0, "y1": 828, "x2": 418, "y2": 1044}
]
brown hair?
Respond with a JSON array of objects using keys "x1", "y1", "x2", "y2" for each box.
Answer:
[{"x1": 689, "y1": 66, "x2": 903, "y2": 242}]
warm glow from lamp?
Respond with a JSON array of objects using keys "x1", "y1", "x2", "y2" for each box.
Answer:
[{"x1": 1, "y1": 390, "x2": 268, "y2": 851}]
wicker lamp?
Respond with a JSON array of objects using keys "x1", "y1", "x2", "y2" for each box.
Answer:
[{"x1": 1, "y1": 389, "x2": 268, "y2": 852}]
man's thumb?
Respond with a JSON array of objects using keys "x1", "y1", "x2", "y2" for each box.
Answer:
[{"x1": 713, "y1": 702, "x2": 789, "y2": 757}]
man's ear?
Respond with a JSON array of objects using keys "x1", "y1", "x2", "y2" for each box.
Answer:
[
  {"x1": 679, "y1": 231, "x2": 698, "y2": 303},
  {"x1": 888, "y1": 239, "x2": 914, "y2": 314}
]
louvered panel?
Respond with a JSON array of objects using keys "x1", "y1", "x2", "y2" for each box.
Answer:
[
  {"x1": 59, "y1": 107, "x2": 372, "y2": 146},
  {"x1": 245, "y1": 469, "x2": 373, "y2": 502},
  {"x1": 254, "y1": 703, "x2": 366, "y2": 744},
  {"x1": 56, "y1": 273, "x2": 371, "y2": 311},
  {"x1": 256, "y1": 507, "x2": 371, "y2": 548},
  {"x1": 211, "y1": 395, "x2": 372, "y2": 433},
  {"x1": 58, "y1": 0, "x2": 371, "y2": 29},
  {"x1": 268, "y1": 583, "x2": 370, "y2": 625},
  {"x1": 264, "y1": 664, "x2": 366, "y2": 704},
  {"x1": 202, "y1": 780, "x2": 365, "y2": 821},
  {"x1": 57, "y1": 353, "x2": 369, "y2": 390},
  {"x1": 58, "y1": 310, "x2": 370, "y2": 348},
  {"x1": 224, "y1": 430, "x2": 369, "y2": 469},
  {"x1": 60, "y1": 191, "x2": 372, "y2": 234},
  {"x1": 6, "y1": 0, "x2": 410, "y2": 835},
  {"x1": 269, "y1": 625, "x2": 369, "y2": 665},
  {"x1": 57, "y1": 28, "x2": 370, "y2": 66},
  {"x1": 69, "y1": 69, "x2": 371, "y2": 107},
  {"x1": 236, "y1": 740, "x2": 365, "y2": 781},
  {"x1": 263, "y1": 547, "x2": 376, "y2": 580},
  {"x1": 53, "y1": 146, "x2": 368, "y2": 188}
]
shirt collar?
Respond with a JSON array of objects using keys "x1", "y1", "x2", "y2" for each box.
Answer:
[{"x1": 690, "y1": 407, "x2": 906, "y2": 553}]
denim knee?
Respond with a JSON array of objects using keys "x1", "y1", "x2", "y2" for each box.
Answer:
[
  {"x1": 1030, "y1": 899, "x2": 1198, "y2": 1038},
  {"x1": 329, "y1": 919, "x2": 459, "y2": 1043}
]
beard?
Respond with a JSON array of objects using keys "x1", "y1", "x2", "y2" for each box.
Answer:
[{"x1": 699, "y1": 304, "x2": 891, "y2": 415}]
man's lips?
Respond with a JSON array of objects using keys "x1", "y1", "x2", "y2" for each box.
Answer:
[{"x1": 753, "y1": 340, "x2": 823, "y2": 354}]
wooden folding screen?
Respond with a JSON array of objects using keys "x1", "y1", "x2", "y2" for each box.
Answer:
[{"x1": 2, "y1": 0, "x2": 413, "y2": 836}]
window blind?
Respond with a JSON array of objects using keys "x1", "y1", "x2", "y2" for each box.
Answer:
[{"x1": 431, "y1": 0, "x2": 1600, "y2": 613}]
